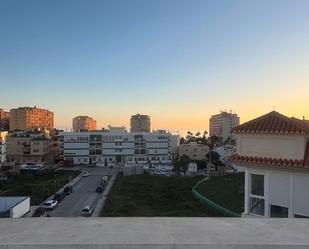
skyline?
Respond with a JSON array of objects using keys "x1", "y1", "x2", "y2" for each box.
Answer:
[{"x1": 1, "y1": 0, "x2": 309, "y2": 131}]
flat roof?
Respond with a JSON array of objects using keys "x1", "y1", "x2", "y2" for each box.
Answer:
[{"x1": 0, "y1": 218, "x2": 309, "y2": 248}]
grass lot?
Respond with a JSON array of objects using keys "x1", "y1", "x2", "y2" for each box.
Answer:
[
  {"x1": 195, "y1": 173, "x2": 245, "y2": 214},
  {"x1": 102, "y1": 174, "x2": 219, "y2": 217},
  {"x1": 0, "y1": 170, "x2": 80, "y2": 205}
]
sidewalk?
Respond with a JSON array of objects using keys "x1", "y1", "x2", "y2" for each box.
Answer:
[{"x1": 92, "y1": 171, "x2": 118, "y2": 217}]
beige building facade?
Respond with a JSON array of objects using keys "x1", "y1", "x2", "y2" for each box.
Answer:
[
  {"x1": 130, "y1": 114, "x2": 150, "y2": 132},
  {"x1": 73, "y1": 116, "x2": 97, "y2": 131},
  {"x1": 179, "y1": 142, "x2": 209, "y2": 161},
  {"x1": 6, "y1": 132, "x2": 50, "y2": 164},
  {"x1": 0, "y1": 108, "x2": 10, "y2": 131},
  {"x1": 10, "y1": 106, "x2": 54, "y2": 131}
]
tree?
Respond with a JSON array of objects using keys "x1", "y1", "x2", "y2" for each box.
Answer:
[
  {"x1": 206, "y1": 151, "x2": 221, "y2": 162},
  {"x1": 174, "y1": 155, "x2": 190, "y2": 173}
]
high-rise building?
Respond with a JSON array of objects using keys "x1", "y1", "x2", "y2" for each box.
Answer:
[
  {"x1": 72, "y1": 116, "x2": 97, "y2": 131},
  {"x1": 0, "y1": 108, "x2": 10, "y2": 131},
  {"x1": 9, "y1": 106, "x2": 54, "y2": 131},
  {"x1": 130, "y1": 114, "x2": 150, "y2": 132},
  {"x1": 209, "y1": 111, "x2": 240, "y2": 141}
]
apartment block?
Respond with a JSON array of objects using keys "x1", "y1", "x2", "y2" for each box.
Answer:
[
  {"x1": 130, "y1": 114, "x2": 151, "y2": 132},
  {"x1": 0, "y1": 108, "x2": 10, "y2": 131},
  {"x1": 61, "y1": 128, "x2": 179, "y2": 166},
  {"x1": 73, "y1": 116, "x2": 97, "y2": 131},
  {"x1": 9, "y1": 106, "x2": 54, "y2": 131},
  {"x1": 6, "y1": 131, "x2": 50, "y2": 164},
  {"x1": 209, "y1": 111, "x2": 240, "y2": 142}
]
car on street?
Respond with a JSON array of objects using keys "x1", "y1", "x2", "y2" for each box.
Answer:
[
  {"x1": 96, "y1": 186, "x2": 104, "y2": 193},
  {"x1": 42, "y1": 200, "x2": 58, "y2": 210},
  {"x1": 63, "y1": 185, "x2": 73, "y2": 195},
  {"x1": 32, "y1": 207, "x2": 49, "y2": 217},
  {"x1": 53, "y1": 191, "x2": 66, "y2": 202},
  {"x1": 81, "y1": 205, "x2": 94, "y2": 217},
  {"x1": 153, "y1": 170, "x2": 166, "y2": 176},
  {"x1": 81, "y1": 172, "x2": 90, "y2": 177}
]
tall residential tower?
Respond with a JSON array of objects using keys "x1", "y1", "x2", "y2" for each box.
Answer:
[{"x1": 130, "y1": 114, "x2": 150, "y2": 132}]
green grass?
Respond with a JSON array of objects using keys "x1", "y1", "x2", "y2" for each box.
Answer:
[
  {"x1": 0, "y1": 170, "x2": 80, "y2": 205},
  {"x1": 102, "y1": 174, "x2": 221, "y2": 217},
  {"x1": 195, "y1": 173, "x2": 245, "y2": 214}
]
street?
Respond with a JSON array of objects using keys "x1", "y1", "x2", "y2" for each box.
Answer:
[{"x1": 48, "y1": 167, "x2": 116, "y2": 217}]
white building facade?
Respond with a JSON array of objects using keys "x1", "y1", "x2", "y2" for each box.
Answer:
[
  {"x1": 231, "y1": 111, "x2": 309, "y2": 218},
  {"x1": 61, "y1": 129, "x2": 179, "y2": 166},
  {"x1": 0, "y1": 131, "x2": 8, "y2": 167},
  {"x1": 209, "y1": 111, "x2": 240, "y2": 142}
]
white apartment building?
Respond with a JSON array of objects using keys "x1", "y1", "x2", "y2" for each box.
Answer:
[
  {"x1": 0, "y1": 131, "x2": 8, "y2": 167},
  {"x1": 61, "y1": 128, "x2": 179, "y2": 166},
  {"x1": 209, "y1": 111, "x2": 240, "y2": 142},
  {"x1": 231, "y1": 111, "x2": 309, "y2": 218}
]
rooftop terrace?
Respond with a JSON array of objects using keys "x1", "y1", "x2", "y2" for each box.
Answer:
[{"x1": 0, "y1": 218, "x2": 309, "y2": 248}]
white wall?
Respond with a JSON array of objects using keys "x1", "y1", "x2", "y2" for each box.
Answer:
[
  {"x1": 246, "y1": 167, "x2": 309, "y2": 217},
  {"x1": 11, "y1": 197, "x2": 30, "y2": 218},
  {"x1": 237, "y1": 134, "x2": 306, "y2": 160}
]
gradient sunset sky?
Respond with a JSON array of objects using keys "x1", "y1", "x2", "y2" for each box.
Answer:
[{"x1": 1, "y1": 0, "x2": 308, "y2": 132}]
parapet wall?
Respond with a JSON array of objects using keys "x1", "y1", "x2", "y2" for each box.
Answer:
[{"x1": 0, "y1": 218, "x2": 309, "y2": 248}]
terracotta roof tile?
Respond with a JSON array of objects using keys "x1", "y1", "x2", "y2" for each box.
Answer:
[
  {"x1": 230, "y1": 153, "x2": 309, "y2": 170},
  {"x1": 233, "y1": 111, "x2": 309, "y2": 134}
]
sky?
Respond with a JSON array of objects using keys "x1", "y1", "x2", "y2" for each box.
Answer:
[{"x1": 0, "y1": 0, "x2": 309, "y2": 133}]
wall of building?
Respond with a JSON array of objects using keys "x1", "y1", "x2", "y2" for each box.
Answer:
[
  {"x1": 236, "y1": 134, "x2": 307, "y2": 160},
  {"x1": 9, "y1": 107, "x2": 54, "y2": 131},
  {"x1": 61, "y1": 131, "x2": 179, "y2": 165},
  {"x1": 179, "y1": 142, "x2": 209, "y2": 161},
  {"x1": 209, "y1": 112, "x2": 240, "y2": 141},
  {"x1": 130, "y1": 114, "x2": 150, "y2": 132},
  {"x1": 10, "y1": 197, "x2": 30, "y2": 218},
  {"x1": 244, "y1": 166, "x2": 309, "y2": 218}
]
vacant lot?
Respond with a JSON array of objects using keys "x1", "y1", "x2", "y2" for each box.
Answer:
[
  {"x1": 0, "y1": 170, "x2": 80, "y2": 205},
  {"x1": 102, "y1": 174, "x2": 218, "y2": 217},
  {"x1": 195, "y1": 173, "x2": 245, "y2": 214}
]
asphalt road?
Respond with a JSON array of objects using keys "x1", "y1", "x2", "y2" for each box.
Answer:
[{"x1": 49, "y1": 167, "x2": 116, "y2": 217}]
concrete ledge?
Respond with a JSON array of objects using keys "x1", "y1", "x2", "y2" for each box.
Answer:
[{"x1": 0, "y1": 218, "x2": 309, "y2": 248}]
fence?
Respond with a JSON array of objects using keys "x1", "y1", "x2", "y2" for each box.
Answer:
[{"x1": 192, "y1": 178, "x2": 241, "y2": 217}]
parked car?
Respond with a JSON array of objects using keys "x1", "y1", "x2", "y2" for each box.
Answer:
[
  {"x1": 53, "y1": 191, "x2": 66, "y2": 202},
  {"x1": 42, "y1": 200, "x2": 58, "y2": 210},
  {"x1": 63, "y1": 185, "x2": 73, "y2": 195},
  {"x1": 82, "y1": 172, "x2": 90, "y2": 177},
  {"x1": 32, "y1": 207, "x2": 49, "y2": 217},
  {"x1": 81, "y1": 205, "x2": 94, "y2": 217},
  {"x1": 153, "y1": 170, "x2": 166, "y2": 176},
  {"x1": 96, "y1": 186, "x2": 104, "y2": 193}
]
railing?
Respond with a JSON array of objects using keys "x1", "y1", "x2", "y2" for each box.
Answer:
[{"x1": 192, "y1": 178, "x2": 241, "y2": 217}]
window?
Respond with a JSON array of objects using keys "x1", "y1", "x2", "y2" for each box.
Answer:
[
  {"x1": 250, "y1": 197, "x2": 265, "y2": 216},
  {"x1": 249, "y1": 174, "x2": 265, "y2": 216},
  {"x1": 270, "y1": 205, "x2": 288, "y2": 218},
  {"x1": 295, "y1": 214, "x2": 309, "y2": 218},
  {"x1": 251, "y1": 174, "x2": 264, "y2": 196}
]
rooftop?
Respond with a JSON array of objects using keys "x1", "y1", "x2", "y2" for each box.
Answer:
[
  {"x1": 1, "y1": 218, "x2": 309, "y2": 248},
  {"x1": 233, "y1": 111, "x2": 309, "y2": 134}
]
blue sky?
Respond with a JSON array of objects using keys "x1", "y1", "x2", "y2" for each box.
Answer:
[{"x1": 1, "y1": 0, "x2": 309, "y2": 131}]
